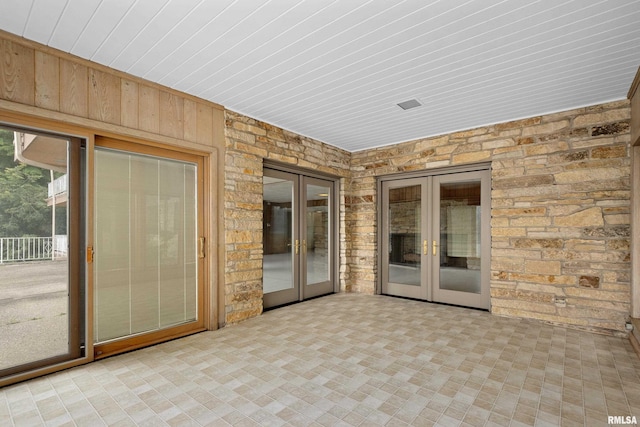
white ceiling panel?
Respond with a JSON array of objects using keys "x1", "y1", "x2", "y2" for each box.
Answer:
[
  {"x1": 90, "y1": 0, "x2": 170, "y2": 66},
  {"x1": 46, "y1": 0, "x2": 102, "y2": 52},
  {"x1": 1, "y1": 0, "x2": 639, "y2": 152},
  {"x1": 22, "y1": 0, "x2": 68, "y2": 45},
  {"x1": 110, "y1": 0, "x2": 215, "y2": 75},
  {"x1": 69, "y1": 1, "x2": 134, "y2": 59},
  {"x1": 0, "y1": 0, "x2": 32, "y2": 36}
]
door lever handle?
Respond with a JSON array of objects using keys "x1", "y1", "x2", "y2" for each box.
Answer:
[
  {"x1": 433, "y1": 240, "x2": 438, "y2": 256},
  {"x1": 423, "y1": 240, "x2": 428, "y2": 255},
  {"x1": 199, "y1": 237, "x2": 206, "y2": 259}
]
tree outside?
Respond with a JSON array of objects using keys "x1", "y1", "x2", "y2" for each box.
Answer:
[{"x1": 0, "y1": 129, "x2": 65, "y2": 239}]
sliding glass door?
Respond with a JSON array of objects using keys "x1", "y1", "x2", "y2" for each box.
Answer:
[
  {"x1": 381, "y1": 169, "x2": 490, "y2": 309},
  {"x1": 0, "y1": 127, "x2": 84, "y2": 381},
  {"x1": 93, "y1": 137, "x2": 205, "y2": 358},
  {"x1": 263, "y1": 168, "x2": 336, "y2": 309}
]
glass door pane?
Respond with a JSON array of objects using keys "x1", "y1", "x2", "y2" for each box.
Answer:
[
  {"x1": 263, "y1": 170, "x2": 298, "y2": 308},
  {"x1": 388, "y1": 185, "x2": 422, "y2": 286},
  {"x1": 94, "y1": 147, "x2": 199, "y2": 345},
  {"x1": 432, "y1": 170, "x2": 491, "y2": 309},
  {"x1": 438, "y1": 181, "x2": 482, "y2": 293},
  {"x1": 381, "y1": 178, "x2": 428, "y2": 300},
  {"x1": 302, "y1": 177, "x2": 334, "y2": 299},
  {"x1": 0, "y1": 128, "x2": 84, "y2": 380}
]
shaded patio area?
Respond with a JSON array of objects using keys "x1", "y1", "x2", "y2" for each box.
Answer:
[{"x1": 2, "y1": 293, "x2": 640, "y2": 426}]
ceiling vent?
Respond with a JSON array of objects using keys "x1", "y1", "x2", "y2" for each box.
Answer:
[{"x1": 396, "y1": 99, "x2": 422, "y2": 110}]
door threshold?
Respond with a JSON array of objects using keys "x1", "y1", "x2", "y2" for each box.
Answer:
[
  {"x1": 263, "y1": 292, "x2": 336, "y2": 312},
  {"x1": 380, "y1": 293, "x2": 489, "y2": 312}
]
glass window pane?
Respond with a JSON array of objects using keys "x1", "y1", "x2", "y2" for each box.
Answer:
[{"x1": 94, "y1": 148, "x2": 198, "y2": 344}]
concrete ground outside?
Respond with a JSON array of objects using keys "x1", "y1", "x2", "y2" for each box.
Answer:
[{"x1": 0, "y1": 261, "x2": 68, "y2": 371}]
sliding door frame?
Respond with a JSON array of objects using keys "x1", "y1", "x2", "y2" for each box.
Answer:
[
  {"x1": 0, "y1": 114, "x2": 91, "y2": 387},
  {"x1": 0, "y1": 109, "x2": 214, "y2": 387},
  {"x1": 93, "y1": 136, "x2": 209, "y2": 359}
]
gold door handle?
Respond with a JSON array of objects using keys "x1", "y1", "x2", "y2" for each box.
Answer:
[
  {"x1": 199, "y1": 237, "x2": 206, "y2": 259},
  {"x1": 433, "y1": 240, "x2": 438, "y2": 256},
  {"x1": 423, "y1": 240, "x2": 428, "y2": 255},
  {"x1": 295, "y1": 239, "x2": 300, "y2": 254},
  {"x1": 302, "y1": 239, "x2": 307, "y2": 254}
]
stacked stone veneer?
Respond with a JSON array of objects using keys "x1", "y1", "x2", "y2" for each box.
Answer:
[
  {"x1": 224, "y1": 111, "x2": 350, "y2": 324},
  {"x1": 225, "y1": 101, "x2": 632, "y2": 335},
  {"x1": 350, "y1": 100, "x2": 632, "y2": 335}
]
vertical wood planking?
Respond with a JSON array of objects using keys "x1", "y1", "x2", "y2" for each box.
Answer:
[
  {"x1": 183, "y1": 98, "x2": 198, "y2": 143},
  {"x1": 139, "y1": 85, "x2": 159, "y2": 134},
  {"x1": 196, "y1": 103, "x2": 213, "y2": 146},
  {"x1": 60, "y1": 59, "x2": 88, "y2": 117},
  {"x1": 0, "y1": 32, "x2": 224, "y2": 149},
  {"x1": 121, "y1": 79, "x2": 138, "y2": 129},
  {"x1": 160, "y1": 91, "x2": 184, "y2": 140},
  {"x1": 88, "y1": 68, "x2": 121, "y2": 125},
  {"x1": 35, "y1": 51, "x2": 59, "y2": 110},
  {"x1": 1, "y1": 40, "x2": 35, "y2": 105}
]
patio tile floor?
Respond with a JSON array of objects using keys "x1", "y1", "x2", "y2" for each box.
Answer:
[{"x1": 2, "y1": 293, "x2": 640, "y2": 426}]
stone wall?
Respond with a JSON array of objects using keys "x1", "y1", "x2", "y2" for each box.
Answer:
[
  {"x1": 349, "y1": 100, "x2": 631, "y2": 335},
  {"x1": 224, "y1": 111, "x2": 351, "y2": 324}
]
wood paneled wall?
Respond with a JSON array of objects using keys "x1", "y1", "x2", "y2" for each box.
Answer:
[
  {"x1": 0, "y1": 31, "x2": 223, "y2": 148},
  {"x1": 0, "y1": 29, "x2": 225, "y2": 331}
]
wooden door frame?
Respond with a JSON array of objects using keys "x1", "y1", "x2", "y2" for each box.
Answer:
[
  {"x1": 92, "y1": 136, "x2": 209, "y2": 359},
  {"x1": 0, "y1": 109, "x2": 215, "y2": 387}
]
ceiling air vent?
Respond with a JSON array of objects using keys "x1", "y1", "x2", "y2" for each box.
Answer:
[{"x1": 396, "y1": 99, "x2": 422, "y2": 110}]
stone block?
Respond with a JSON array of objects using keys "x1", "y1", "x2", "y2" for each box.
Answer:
[
  {"x1": 591, "y1": 121, "x2": 630, "y2": 136},
  {"x1": 554, "y1": 207, "x2": 603, "y2": 227},
  {"x1": 522, "y1": 120, "x2": 569, "y2": 137},
  {"x1": 452, "y1": 150, "x2": 491, "y2": 164},
  {"x1": 592, "y1": 144, "x2": 627, "y2": 159},
  {"x1": 491, "y1": 288, "x2": 554, "y2": 303},
  {"x1": 512, "y1": 238, "x2": 563, "y2": 249},
  {"x1": 554, "y1": 168, "x2": 627, "y2": 184},
  {"x1": 525, "y1": 260, "x2": 561, "y2": 275},
  {"x1": 495, "y1": 116, "x2": 541, "y2": 130},
  {"x1": 573, "y1": 109, "x2": 630, "y2": 127},
  {"x1": 493, "y1": 175, "x2": 554, "y2": 189},
  {"x1": 492, "y1": 207, "x2": 547, "y2": 217},
  {"x1": 579, "y1": 275, "x2": 600, "y2": 288}
]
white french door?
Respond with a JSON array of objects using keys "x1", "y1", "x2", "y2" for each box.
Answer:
[{"x1": 380, "y1": 169, "x2": 491, "y2": 310}]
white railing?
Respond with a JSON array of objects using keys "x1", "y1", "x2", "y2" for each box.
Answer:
[
  {"x1": 0, "y1": 236, "x2": 67, "y2": 263},
  {"x1": 48, "y1": 174, "x2": 67, "y2": 198}
]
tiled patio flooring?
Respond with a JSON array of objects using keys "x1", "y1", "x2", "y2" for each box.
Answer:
[{"x1": 2, "y1": 293, "x2": 640, "y2": 426}]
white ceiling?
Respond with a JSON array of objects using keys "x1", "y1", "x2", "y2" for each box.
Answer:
[{"x1": 2, "y1": 0, "x2": 640, "y2": 152}]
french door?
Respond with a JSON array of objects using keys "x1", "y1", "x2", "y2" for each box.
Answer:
[
  {"x1": 263, "y1": 168, "x2": 335, "y2": 309},
  {"x1": 380, "y1": 168, "x2": 491, "y2": 309}
]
